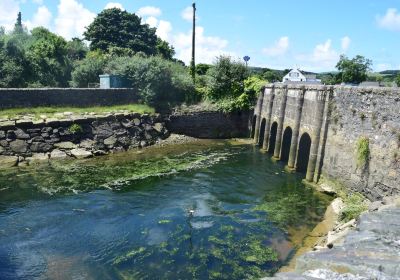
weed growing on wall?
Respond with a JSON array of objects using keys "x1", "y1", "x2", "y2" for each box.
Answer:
[
  {"x1": 356, "y1": 137, "x2": 369, "y2": 168},
  {"x1": 69, "y1": 123, "x2": 83, "y2": 134},
  {"x1": 340, "y1": 193, "x2": 368, "y2": 222}
]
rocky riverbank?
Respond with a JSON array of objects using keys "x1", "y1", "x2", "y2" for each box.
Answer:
[
  {"x1": 264, "y1": 196, "x2": 400, "y2": 280},
  {"x1": 0, "y1": 112, "x2": 169, "y2": 167}
]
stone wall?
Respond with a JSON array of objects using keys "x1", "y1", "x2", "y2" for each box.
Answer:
[
  {"x1": 0, "y1": 88, "x2": 138, "y2": 109},
  {"x1": 167, "y1": 111, "x2": 251, "y2": 139},
  {"x1": 253, "y1": 84, "x2": 400, "y2": 200},
  {"x1": 323, "y1": 86, "x2": 400, "y2": 200},
  {"x1": 0, "y1": 113, "x2": 169, "y2": 167}
]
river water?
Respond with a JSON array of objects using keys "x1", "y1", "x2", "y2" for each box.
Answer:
[{"x1": 0, "y1": 140, "x2": 330, "y2": 280}]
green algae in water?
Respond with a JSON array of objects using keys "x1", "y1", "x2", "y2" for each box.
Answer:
[{"x1": 0, "y1": 142, "x2": 331, "y2": 280}]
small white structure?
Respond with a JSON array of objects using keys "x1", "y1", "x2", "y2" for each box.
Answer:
[{"x1": 282, "y1": 69, "x2": 321, "y2": 84}]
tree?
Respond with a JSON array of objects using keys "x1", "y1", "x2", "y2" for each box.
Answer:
[
  {"x1": 84, "y1": 8, "x2": 158, "y2": 56},
  {"x1": 66, "y1": 38, "x2": 88, "y2": 61},
  {"x1": 195, "y1": 63, "x2": 211, "y2": 75},
  {"x1": 336, "y1": 55, "x2": 372, "y2": 84},
  {"x1": 207, "y1": 55, "x2": 249, "y2": 100},
  {"x1": 14, "y1": 12, "x2": 24, "y2": 34},
  {"x1": 156, "y1": 38, "x2": 175, "y2": 60},
  {"x1": 262, "y1": 70, "x2": 282, "y2": 83},
  {"x1": 71, "y1": 55, "x2": 107, "y2": 87}
]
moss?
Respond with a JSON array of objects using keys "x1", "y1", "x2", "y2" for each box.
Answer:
[
  {"x1": 356, "y1": 137, "x2": 369, "y2": 168},
  {"x1": 340, "y1": 193, "x2": 368, "y2": 222},
  {"x1": 113, "y1": 247, "x2": 147, "y2": 265},
  {"x1": 240, "y1": 239, "x2": 278, "y2": 265}
]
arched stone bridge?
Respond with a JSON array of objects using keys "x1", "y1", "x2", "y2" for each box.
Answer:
[
  {"x1": 251, "y1": 84, "x2": 400, "y2": 200},
  {"x1": 251, "y1": 84, "x2": 330, "y2": 183}
]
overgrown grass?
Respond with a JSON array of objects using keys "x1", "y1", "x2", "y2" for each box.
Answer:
[
  {"x1": 356, "y1": 137, "x2": 370, "y2": 168},
  {"x1": 340, "y1": 193, "x2": 368, "y2": 222},
  {"x1": 0, "y1": 104, "x2": 155, "y2": 119}
]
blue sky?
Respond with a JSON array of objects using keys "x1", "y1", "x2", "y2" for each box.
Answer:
[{"x1": 1, "y1": 0, "x2": 400, "y2": 72}]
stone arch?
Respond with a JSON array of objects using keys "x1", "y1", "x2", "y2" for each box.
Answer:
[
  {"x1": 297, "y1": 133, "x2": 312, "y2": 173},
  {"x1": 250, "y1": 115, "x2": 257, "y2": 138},
  {"x1": 258, "y1": 118, "x2": 266, "y2": 146},
  {"x1": 280, "y1": 126, "x2": 292, "y2": 163},
  {"x1": 268, "y1": 122, "x2": 278, "y2": 154}
]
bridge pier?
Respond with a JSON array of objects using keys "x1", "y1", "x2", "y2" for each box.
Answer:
[
  {"x1": 288, "y1": 87, "x2": 305, "y2": 169},
  {"x1": 273, "y1": 85, "x2": 288, "y2": 159},
  {"x1": 306, "y1": 88, "x2": 328, "y2": 182},
  {"x1": 253, "y1": 88, "x2": 265, "y2": 144},
  {"x1": 262, "y1": 86, "x2": 275, "y2": 150}
]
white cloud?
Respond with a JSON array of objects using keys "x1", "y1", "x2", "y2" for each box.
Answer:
[
  {"x1": 32, "y1": 0, "x2": 43, "y2": 4},
  {"x1": 157, "y1": 20, "x2": 172, "y2": 41},
  {"x1": 30, "y1": 6, "x2": 52, "y2": 29},
  {"x1": 137, "y1": 6, "x2": 161, "y2": 18},
  {"x1": 104, "y1": 2, "x2": 124, "y2": 10},
  {"x1": 377, "y1": 8, "x2": 400, "y2": 31},
  {"x1": 55, "y1": 0, "x2": 95, "y2": 39},
  {"x1": 144, "y1": 16, "x2": 158, "y2": 28},
  {"x1": 262, "y1": 36, "x2": 289, "y2": 57},
  {"x1": 0, "y1": 0, "x2": 20, "y2": 31},
  {"x1": 341, "y1": 36, "x2": 351, "y2": 51},
  {"x1": 295, "y1": 39, "x2": 340, "y2": 71},
  {"x1": 181, "y1": 6, "x2": 193, "y2": 22},
  {"x1": 173, "y1": 26, "x2": 232, "y2": 64}
]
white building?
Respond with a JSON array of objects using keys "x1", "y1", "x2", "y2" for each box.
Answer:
[{"x1": 282, "y1": 69, "x2": 321, "y2": 84}]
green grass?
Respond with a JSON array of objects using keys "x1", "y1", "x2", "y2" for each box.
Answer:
[
  {"x1": 356, "y1": 137, "x2": 370, "y2": 168},
  {"x1": 0, "y1": 104, "x2": 155, "y2": 119}
]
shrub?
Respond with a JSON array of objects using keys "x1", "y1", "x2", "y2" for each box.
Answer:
[
  {"x1": 105, "y1": 55, "x2": 195, "y2": 108},
  {"x1": 69, "y1": 123, "x2": 83, "y2": 134},
  {"x1": 71, "y1": 55, "x2": 108, "y2": 87},
  {"x1": 356, "y1": 137, "x2": 369, "y2": 168},
  {"x1": 340, "y1": 193, "x2": 368, "y2": 222}
]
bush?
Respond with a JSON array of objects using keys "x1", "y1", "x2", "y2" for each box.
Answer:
[
  {"x1": 356, "y1": 137, "x2": 369, "y2": 168},
  {"x1": 105, "y1": 55, "x2": 195, "y2": 108},
  {"x1": 71, "y1": 55, "x2": 108, "y2": 87},
  {"x1": 207, "y1": 55, "x2": 248, "y2": 100},
  {"x1": 340, "y1": 193, "x2": 368, "y2": 222}
]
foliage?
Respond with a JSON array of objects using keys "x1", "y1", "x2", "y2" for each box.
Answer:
[
  {"x1": 69, "y1": 123, "x2": 83, "y2": 134},
  {"x1": 396, "y1": 73, "x2": 400, "y2": 87},
  {"x1": 336, "y1": 55, "x2": 372, "y2": 84},
  {"x1": 207, "y1": 55, "x2": 249, "y2": 100},
  {"x1": 71, "y1": 54, "x2": 108, "y2": 87},
  {"x1": 356, "y1": 137, "x2": 370, "y2": 168},
  {"x1": 105, "y1": 55, "x2": 196, "y2": 108},
  {"x1": 318, "y1": 72, "x2": 340, "y2": 85},
  {"x1": 195, "y1": 63, "x2": 212, "y2": 75},
  {"x1": 66, "y1": 38, "x2": 88, "y2": 61},
  {"x1": 340, "y1": 193, "x2": 368, "y2": 222},
  {"x1": 262, "y1": 70, "x2": 282, "y2": 83},
  {"x1": 84, "y1": 8, "x2": 174, "y2": 59}
]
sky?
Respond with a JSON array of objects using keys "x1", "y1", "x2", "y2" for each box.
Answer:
[{"x1": 1, "y1": 0, "x2": 400, "y2": 72}]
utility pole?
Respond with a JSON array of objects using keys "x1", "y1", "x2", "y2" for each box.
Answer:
[{"x1": 191, "y1": 2, "x2": 196, "y2": 82}]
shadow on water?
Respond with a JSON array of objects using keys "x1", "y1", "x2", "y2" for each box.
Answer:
[{"x1": 0, "y1": 140, "x2": 331, "y2": 280}]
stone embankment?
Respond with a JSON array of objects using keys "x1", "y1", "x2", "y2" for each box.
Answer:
[
  {"x1": 0, "y1": 112, "x2": 169, "y2": 167},
  {"x1": 264, "y1": 197, "x2": 400, "y2": 280}
]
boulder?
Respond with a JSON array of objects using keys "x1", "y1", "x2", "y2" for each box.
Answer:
[
  {"x1": 0, "y1": 156, "x2": 18, "y2": 168},
  {"x1": 133, "y1": 118, "x2": 141, "y2": 126},
  {"x1": 104, "y1": 135, "x2": 117, "y2": 146},
  {"x1": 10, "y1": 140, "x2": 28, "y2": 153},
  {"x1": 0, "y1": 130, "x2": 5, "y2": 139},
  {"x1": 92, "y1": 123, "x2": 114, "y2": 139},
  {"x1": 30, "y1": 142, "x2": 53, "y2": 153},
  {"x1": 50, "y1": 149, "x2": 68, "y2": 159},
  {"x1": 54, "y1": 142, "x2": 77, "y2": 150},
  {"x1": 70, "y1": 148, "x2": 92, "y2": 159},
  {"x1": 79, "y1": 139, "x2": 95, "y2": 149},
  {"x1": 27, "y1": 153, "x2": 49, "y2": 164},
  {"x1": 153, "y1": 123, "x2": 164, "y2": 133}
]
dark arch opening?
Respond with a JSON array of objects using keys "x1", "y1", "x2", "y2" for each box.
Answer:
[
  {"x1": 297, "y1": 133, "x2": 312, "y2": 173},
  {"x1": 258, "y1": 118, "x2": 266, "y2": 146},
  {"x1": 280, "y1": 127, "x2": 292, "y2": 163},
  {"x1": 250, "y1": 115, "x2": 257, "y2": 138},
  {"x1": 268, "y1": 122, "x2": 278, "y2": 154}
]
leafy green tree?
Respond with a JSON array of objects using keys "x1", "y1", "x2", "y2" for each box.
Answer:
[
  {"x1": 195, "y1": 63, "x2": 211, "y2": 75},
  {"x1": 27, "y1": 27, "x2": 71, "y2": 87},
  {"x1": 66, "y1": 38, "x2": 88, "y2": 61},
  {"x1": 156, "y1": 38, "x2": 175, "y2": 60},
  {"x1": 14, "y1": 12, "x2": 24, "y2": 34},
  {"x1": 84, "y1": 8, "x2": 158, "y2": 56},
  {"x1": 336, "y1": 55, "x2": 372, "y2": 84},
  {"x1": 207, "y1": 55, "x2": 248, "y2": 100},
  {"x1": 262, "y1": 70, "x2": 282, "y2": 83}
]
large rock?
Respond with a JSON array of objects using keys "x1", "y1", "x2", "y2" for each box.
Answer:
[
  {"x1": 70, "y1": 148, "x2": 92, "y2": 159},
  {"x1": 30, "y1": 142, "x2": 53, "y2": 153},
  {"x1": 27, "y1": 153, "x2": 49, "y2": 164},
  {"x1": 50, "y1": 149, "x2": 68, "y2": 159},
  {"x1": 14, "y1": 129, "x2": 30, "y2": 140},
  {"x1": 54, "y1": 142, "x2": 77, "y2": 150},
  {"x1": 0, "y1": 156, "x2": 18, "y2": 168},
  {"x1": 92, "y1": 123, "x2": 114, "y2": 139},
  {"x1": 0, "y1": 130, "x2": 5, "y2": 139},
  {"x1": 10, "y1": 140, "x2": 28, "y2": 153},
  {"x1": 153, "y1": 123, "x2": 164, "y2": 133},
  {"x1": 79, "y1": 139, "x2": 94, "y2": 149},
  {"x1": 104, "y1": 135, "x2": 117, "y2": 146}
]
